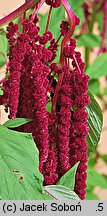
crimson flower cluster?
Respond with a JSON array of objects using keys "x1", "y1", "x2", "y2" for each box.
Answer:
[{"x1": 0, "y1": 0, "x2": 90, "y2": 200}]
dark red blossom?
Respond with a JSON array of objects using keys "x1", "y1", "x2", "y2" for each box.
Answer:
[
  {"x1": 51, "y1": 63, "x2": 60, "y2": 73},
  {"x1": 60, "y1": 36, "x2": 90, "y2": 199},
  {"x1": 48, "y1": 38, "x2": 58, "y2": 62},
  {"x1": 32, "y1": 60, "x2": 50, "y2": 168},
  {"x1": 73, "y1": 109, "x2": 88, "y2": 122},
  {"x1": 39, "y1": 31, "x2": 53, "y2": 45},
  {"x1": 60, "y1": 20, "x2": 70, "y2": 36},
  {"x1": 74, "y1": 94, "x2": 90, "y2": 109},
  {"x1": 44, "y1": 173, "x2": 58, "y2": 185},
  {"x1": 42, "y1": 113, "x2": 59, "y2": 185},
  {"x1": 46, "y1": 0, "x2": 61, "y2": 8},
  {"x1": 0, "y1": 78, "x2": 10, "y2": 108},
  {"x1": 6, "y1": 22, "x2": 19, "y2": 44},
  {"x1": 6, "y1": 22, "x2": 26, "y2": 119},
  {"x1": 57, "y1": 66, "x2": 72, "y2": 175}
]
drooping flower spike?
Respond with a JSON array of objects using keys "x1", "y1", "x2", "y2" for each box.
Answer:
[{"x1": 0, "y1": 0, "x2": 90, "y2": 200}]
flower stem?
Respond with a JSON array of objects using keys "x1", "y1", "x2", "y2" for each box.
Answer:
[
  {"x1": 51, "y1": 0, "x2": 76, "y2": 115},
  {"x1": 73, "y1": 53, "x2": 82, "y2": 74},
  {"x1": 60, "y1": 0, "x2": 76, "y2": 64},
  {"x1": 0, "y1": 0, "x2": 40, "y2": 27},
  {"x1": 45, "y1": 6, "x2": 52, "y2": 33},
  {"x1": 98, "y1": 1, "x2": 107, "y2": 55},
  {"x1": 31, "y1": 0, "x2": 45, "y2": 21},
  {"x1": 23, "y1": 0, "x2": 28, "y2": 20},
  {"x1": 55, "y1": 34, "x2": 62, "y2": 44}
]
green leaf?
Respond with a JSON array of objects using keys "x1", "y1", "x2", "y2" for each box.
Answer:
[
  {"x1": 49, "y1": 7, "x2": 65, "y2": 40},
  {"x1": 68, "y1": 0, "x2": 84, "y2": 12},
  {"x1": 86, "y1": 91, "x2": 103, "y2": 153},
  {"x1": 0, "y1": 89, "x2": 3, "y2": 96},
  {"x1": 6, "y1": 72, "x2": 10, "y2": 79},
  {"x1": 3, "y1": 118, "x2": 32, "y2": 128},
  {"x1": 88, "y1": 79, "x2": 100, "y2": 96},
  {"x1": 45, "y1": 185, "x2": 80, "y2": 200},
  {"x1": 87, "y1": 168, "x2": 107, "y2": 189},
  {"x1": 57, "y1": 162, "x2": 79, "y2": 190},
  {"x1": 0, "y1": 31, "x2": 8, "y2": 67},
  {"x1": 86, "y1": 192, "x2": 99, "y2": 200},
  {"x1": 88, "y1": 157, "x2": 97, "y2": 168},
  {"x1": 95, "y1": 11, "x2": 103, "y2": 31},
  {"x1": 68, "y1": 0, "x2": 84, "y2": 28},
  {"x1": 77, "y1": 34, "x2": 101, "y2": 47},
  {"x1": 39, "y1": 7, "x2": 64, "y2": 40},
  {"x1": 103, "y1": 87, "x2": 107, "y2": 95},
  {"x1": 38, "y1": 13, "x2": 47, "y2": 36},
  {"x1": 0, "y1": 125, "x2": 52, "y2": 200},
  {"x1": 77, "y1": 8, "x2": 84, "y2": 28},
  {"x1": 86, "y1": 54, "x2": 107, "y2": 79},
  {"x1": 46, "y1": 102, "x2": 52, "y2": 113},
  {"x1": 101, "y1": 155, "x2": 107, "y2": 164}
]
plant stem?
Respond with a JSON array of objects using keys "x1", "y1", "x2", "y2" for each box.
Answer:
[
  {"x1": 45, "y1": 6, "x2": 52, "y2": 33},
  {"x1": 73, "y1": 54, "x2": 82, "y2": 74},
  {"x1": 85, "y1": 5, "x2": 95, "y2": 69},
  {"x1": 31, "y1": 0, "x2": 45, "y2": 21},
  {"x1": 85, "y1": 47, "x2": 90, "y2": 69},
  {"x1": 55, "y1": 34, "x2": 62, "y2": 44},
  {"x1": 51, "y1": 0, "x2": 76, "y2": 115},
  {"x1": 98, "y1": 1, "x2": 107, "y2": 55},
  {"x1": 23, "y1": 0, "x2": 28, "y2": 20},
  {"x1": 0, "y1": 0, "x2": 40, "y2": 27},
  {"x1": 52, "y1": 73, "x2": 64, "y2": 114},
  {"x1": 60, "y1": 0, "x2": 76, "y2": 65},
  {"x1": 45, "y1": 189, "x2": 58, "y2": 200}
]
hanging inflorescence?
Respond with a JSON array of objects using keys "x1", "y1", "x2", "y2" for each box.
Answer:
[{"x1": 0, "y1": 0, "x2": 90, "y2": 200}]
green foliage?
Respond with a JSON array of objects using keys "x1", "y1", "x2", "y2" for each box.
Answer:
[
  {"x1": 0, "y1": 125, "x2": 52, "y2": 200},
  {"x1": 86, "y1": 163, "x2": 107, "y2": 200},
  {"x1": 86, "y1": 192, "x2": 98, "y2": 200},
  {"x1": 45, "y1": 185, "x2": 80, "y2": 200},
  {"x1": 95, "y1": 11, "x2": 103, "y2": 31},
  {"x1": 69, "y1": 0, "x2": 84, "y2": 10},
  {"x1": 39, "y1": 7, "x2": 64, "y2": 40},
  {"x1": 0, "y1": 30, "x2": 8, "y2": 67},
  {"x1": 3, "y1": 118, "x2": 32, "y2": 128},
  {"x1": 87, "y1": 168, "x2": 107, "y2": 189},
  {"x1": 77, "y1": 34, "x2": 101, "y2": 47},
  {"x1": 46, "y1": 102, "x2": 52, "y2": 113},
  {"x1": 103, "y1": 87, "x2": 107, "y2": 96},
  {"x1": 57, "y1": 162, "x2": 79, "y2": 190},
  {"x1": 88, "y1": 157, "x2": 97, "y2": 168},
  {"x1": 0, "y1": 124, "x2": 80, "y2": 200},
  {"x1": 88, "y1": 79, "x2": 100, "y2": 96},
  {"x1": 101, "y1": 155, "x2": 107, "y2": 164},
  {"x1": 38, "y1": 13, "x2": 47, "y2": 36},
  {"x1": 86, "y1": 54, "x2": 107, "y2": 79},
  {"x1": 68, "y1": 0, "x2": 84, "y2": 27},
  {"x1": 86, "y1": 91, "x2": 103, "y2": 154},
  {"x1": 49, "y1": 7, "x2": 65, "y2": 40},
  {"x1": 0, "y1": 88, "x2": 3, "y2": 95}
]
